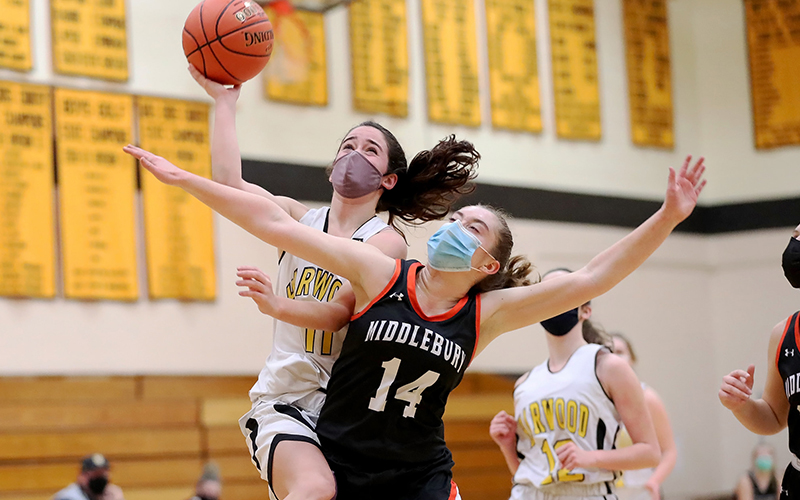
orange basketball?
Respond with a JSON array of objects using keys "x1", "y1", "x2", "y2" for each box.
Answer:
[{"x1": 183, "y1": 0, "x2": 274, "y2": 85}]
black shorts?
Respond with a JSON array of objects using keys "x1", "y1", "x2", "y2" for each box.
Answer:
[
  {"x1": 332, "y1": 467, "x2": 460, "y2": 500},
  {"x1": 782, "y1": 464, "x2": 800, "y2": 499}
]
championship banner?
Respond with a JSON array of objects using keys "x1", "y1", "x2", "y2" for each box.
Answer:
[
  {"x1": 349, "y1": 0, "x2": 409, "y2": 117},
  {"x1": 548, "y1": 0, "x2": 601, "y2": 140},
  {"x1": 623, "y1": 0, "x2": 674, "y2": 149},
  {"x1": 0, "y1": 82, "x2": 54, "y2": 298},
  {"x1": 55, "y1": 88, "x2": 138, "y2": 300},
  {"x1": 486, "y1": 0, "x2": 541, "y2": 132},
  {"x1": 138, "y1": 97, "x2": 216, "y2": 301},
  {"x1": 51, "y1": 0, "x2": 128, "y2": 81},
  {"x1": 265, "y1": 9, "x2": 328, "y2": 106},
  {"x1": 421, "y1": 0, "x2": 481, "y2": 126},
  {"x1": 745, "y1": 0, "x2": 800, "y2": 149},
  {"x1": 0, "y1": 0, "x2": 33, "y2": 71}
]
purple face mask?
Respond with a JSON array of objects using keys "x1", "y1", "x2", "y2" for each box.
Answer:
[{"x1": 330, "y1": 150, "x2": 384, "y2": 199}]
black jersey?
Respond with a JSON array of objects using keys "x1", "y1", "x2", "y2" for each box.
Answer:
[
  {"x1": 778, "y1": 311, "x2": 800, "y2": 456},
  {"x1": 316, "y1": 259, "x2": 479, "y2": 494}
]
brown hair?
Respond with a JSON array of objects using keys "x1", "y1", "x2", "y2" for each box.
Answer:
[
  {"x1": 470, "y1": 205, "x2": 536, "y2": 294},
  {"x1": 610, "y1": 332, "x2": 637, "y2": 363},
  {"x1": 542, "y1": 268, "x2": 611, "y2": 348},
  {"x1": 339, "y1": 122, "x2": 479, "y2": 235}
]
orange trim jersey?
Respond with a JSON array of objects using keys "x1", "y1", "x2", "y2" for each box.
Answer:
[
  {"x1": 316, "y1": 260, "x2": 479, "y2": 498},
  {"x1": 777, "y1": 311, "x2": 800, "y2": 457}
]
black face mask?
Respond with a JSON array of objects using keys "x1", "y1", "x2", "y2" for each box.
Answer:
[
  {"x1": 87, "y1": 476, "x2": 108, "y2": 496},
  {"x1": 540, "y1": 308, "x2": 580, "y2": 336},
  {"x1": 783, "y1": 237, "x2": 800, "y2": 288}
]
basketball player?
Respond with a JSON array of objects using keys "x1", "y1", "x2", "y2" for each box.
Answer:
[
  {"x1": 189, "y1": 66, "x2": 478, "y2": 500},
  {"x1": 611, "y1": 333, "x2": 677, "y2": 500},
  {"x1": 489, "y1": 269, "x2": 659, "y2": 500},
  {"x1": 123, "y1": 143, "x2": 705, "y2": 500},
  {"x1": 719, "y1": 223, "x2": 800, "y2": 500}
]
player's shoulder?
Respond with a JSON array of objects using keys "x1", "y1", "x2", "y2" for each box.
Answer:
[{"x1": 367, "y1": 227, "x2": 407, "y2": 260}]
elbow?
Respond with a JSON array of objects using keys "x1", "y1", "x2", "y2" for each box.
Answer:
[{"x1": 644, "y1": 444, "x2": 661, "y2": 469}]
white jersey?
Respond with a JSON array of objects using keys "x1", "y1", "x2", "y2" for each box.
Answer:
[
  {"x1": 513, "y1": 343, "x2": 621, "y2": 489},
  {"x1": 249, "y1": 207, "x2": 390, "y2": 405}
]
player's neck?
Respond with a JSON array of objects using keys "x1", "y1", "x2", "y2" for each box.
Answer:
[
  {"x1": 414, "y1": 267, "x2": 473, "y2": 316},
  {"x1": 327, "y1": 193, "x2": 380, "y2": 237},
  {"x1": 545, "y1": 330, "x2": 587, "y2": 372}
]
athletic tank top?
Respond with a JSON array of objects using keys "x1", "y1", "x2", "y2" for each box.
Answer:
[
  {"x1": 513, "y1": 343, "x2": 621, "y2": 488},
  {"x1": 750, "y1": 471, "x2": 779, "y2": 500},
  {"x1": 248, "y1": 207, "x2": 389, "y2": 405},
  {"x1": 316, "y1": 260, "x2": 479, "y2": 487},
  {"x1": 615, "y1": 383, "x2": 655, "y2": 488},
  {"x1": 778, "y1": 311, "x2": 800, "y2": 456}
]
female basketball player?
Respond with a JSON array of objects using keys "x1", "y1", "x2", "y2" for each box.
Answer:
[
  {"x1": 734, "y1": 443, "x2": 779, "y2": 500},
  {"x1": 719, "y1": 223, "x2": 800, "y2": 500},
  {"x1": 489, "y1": 269, "x2": 660, "y2": 499},
  {"x1": 611, "y1": 333, "x2": 677, "y2": 500},
  {"x1": 123, "y1": 143, "x2": 705, "y2": 500},
  {"x1": 189, "y1": 66, "x2": 478, "y2": 500}
]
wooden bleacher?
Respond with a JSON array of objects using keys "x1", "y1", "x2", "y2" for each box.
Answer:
[{"x1": 0, "y1": 374, "x2": 515, "y2": 500}]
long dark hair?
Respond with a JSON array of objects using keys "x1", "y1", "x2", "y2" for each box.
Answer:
[{"x1": 340, "y1": 122, "x2": 479, "y2": 235}]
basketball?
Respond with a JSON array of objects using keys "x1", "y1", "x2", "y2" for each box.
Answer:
[{"x1": 183, "y1": 0, "x2": 274, "y2": 85}]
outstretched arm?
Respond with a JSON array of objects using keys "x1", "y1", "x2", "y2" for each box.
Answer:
[
  {"x1": 719, "y1": 319, "x2": 790, "y2": 435},
  {"x1": 478, "y1": 156, "x2": 706, "y2": 348},
  {"x1": 189, "y1": 66, "x2": 307, "y2": 219},
  {"x1": 557, "y1": 351, "x2": 660, "y2": 472},
  {"x1": 236, "y1": 266, "x2": 355, "y2": 332},
  {"x1": 124, "y1": 145, "x2": 396, "y2": 305}
]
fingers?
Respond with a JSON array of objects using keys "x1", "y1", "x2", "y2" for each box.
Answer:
[
  {"x1": 679, "y1": 155, "x2": 691, "y2": 177},
  {"x1": 667, "y1": 166, "x2": 675, "y2": 187},
  {"x1": 722, "y1": 372, "x2": 752, "y2": 395},
  {"x1": 236, "y1": 268, "x2": 272, "y2": 287}
]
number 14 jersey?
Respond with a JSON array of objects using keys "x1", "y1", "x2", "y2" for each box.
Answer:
[{"x1": 513, "y1": 343, "x2": 621, "y2": 489}]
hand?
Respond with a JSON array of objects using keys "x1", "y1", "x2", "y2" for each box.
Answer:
[
  {"x1": 101, "y1": 484, "x2": 124, "y2": 500},
  {"x1": 718, "y1": 364, "x2": 755, "y2": 411},
  {"x1": 123, "y1": 145, "x2": 189, "y2": 185},
  {"x1": 188, "y1": 64, "x2": 241, "y2": 102},
  {"x1": 662, "y1": 155, "x2": 707, "y2": 223},
  {"x1": 645, "y1": 479, "x2": 661, "y2": 500},
  {"x1": 236, "y1": 266, "x2": 279, "y2": 316},
  {"x1": 489, "y1": 411, "x2": 517, "y2": 450},
  {"x1": 555, "y1": 441, "x2": 593, "y2": 470}
]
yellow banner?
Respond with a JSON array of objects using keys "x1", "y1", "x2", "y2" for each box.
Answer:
[
  {"x1": 486, "y1": 0, "x2": 541, "y2": 132},
  {"x1": 0, "y1": 0, "x2": 32, "y2": 71},
  {"x1": 265, "y1": 9, "x2": 328, "y2": 106},
  {"x1": 745, "y1": 0, "x2": 800, "y2": 149},
  {"x1": 349, "y1": 0, "x2": 409, "y2": 117},
  {"x1": 548, "y1": 0, "x2": 601, "y2": 140},
  {"x1": 55, "y1": 89, "x2": 138, "y2": 300},
  {"x1": 138, "y1": 97, "x2": 216, "y2": 301},
  {"x1": 421, "y1": 0, "x2": 481, "y2": 126},
  {"x1": 0, "y1": 82, "x2": 54, "y2": 298},
  {"x1": 51, "y1": 0, "x2": 128, "y2": 81},
  {"x1": 623, "y1": 0, "x2": 673, "y2": 149}
]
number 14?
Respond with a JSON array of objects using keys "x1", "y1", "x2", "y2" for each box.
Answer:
[{"x1": 368, "y1": 358, "x2": 440, "y2": 418}]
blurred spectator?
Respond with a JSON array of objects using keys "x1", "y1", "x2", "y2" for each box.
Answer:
[
  {"x1": 735, "y1": 443, "x2": 779, "y2": 500},
  {"x1": 188, "y1": 462, "x2": 221, "y2": 500},
  {"x1": 52, "y1": 454, "x2": 124, "y2": 500}
]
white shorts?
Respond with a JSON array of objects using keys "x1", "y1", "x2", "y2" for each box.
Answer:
[
  {"x1": 511, "y1": 481, "x2": 618, "y2": 500},
  {"x1": 239, "y1": 391, "x2": 326, "y2": 498}
]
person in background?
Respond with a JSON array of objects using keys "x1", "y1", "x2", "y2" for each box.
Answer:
[
  {"x1": 52, "y1": 454, "x2": 124, "y2": 500},
  {"x1": 611, "y1": 333, "x2": 677, "y2": 500},
  {"x1": 188, "y1": 462, "x2": 222, "y2": 500},
  {"x1": 735, "y1": 443, "x2": 780, "y2": 500}
]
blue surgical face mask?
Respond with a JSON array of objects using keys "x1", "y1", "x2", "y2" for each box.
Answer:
[{"x1": 427, "y1": 220, "x2": 496, "y2": 272}]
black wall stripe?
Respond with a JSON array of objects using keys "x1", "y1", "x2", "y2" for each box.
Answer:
[{"x1": 242, "y1": 159, "x2": 800, "y2": 234}]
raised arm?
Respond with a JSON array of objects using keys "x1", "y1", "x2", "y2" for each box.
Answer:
[
  {"x1": 236, "y1": 266, "x2": 354, "y2": 332},
  {"x1": 478, "y1": 156, "x2": 706, "y2": 348},
  {"x1": 556, "y1": 351, "x2": 660, "y2": 472},
  {"x1": 189, "y1": 66, "x2": 307, "y2": 219},
  {"x1": 719, "y1": 319, "x2": 790, "y2": 435},
  {"x1": 124, "y1": 145, "x2": 396, "y2": 306}
]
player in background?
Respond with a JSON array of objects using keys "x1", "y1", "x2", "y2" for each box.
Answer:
[{"x1": 719, "y1": 223, "x2": 800, "y2": 500}]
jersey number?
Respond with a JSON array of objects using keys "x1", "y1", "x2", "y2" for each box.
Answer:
[
  {"x1": 304, "y1": 329, "x2": 333, "y2": 356},
  {"x1": 367, "y1": 358, "x2": 440, "y2": 418},
  {"x1": 540, "y1": 438, "x2": 585, "y2": 485}
]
